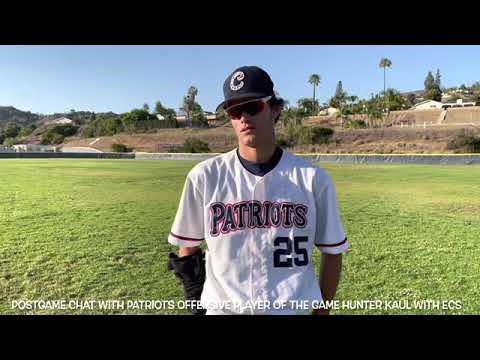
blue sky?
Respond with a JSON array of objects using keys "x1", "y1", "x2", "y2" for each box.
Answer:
[{"x1": 1, "y1": 45, "x2": 479, "y2": 115}]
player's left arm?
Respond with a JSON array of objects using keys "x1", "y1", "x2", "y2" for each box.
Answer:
[
  {"x1": 313, "y1": 173, "x2": 349, "y2": 315},
  {"x1": 314, "y1": 253, "x2": 342, "y2": 315},
  {"x1": 167, "y1": 171, "x2": 207, "y2": 315}
]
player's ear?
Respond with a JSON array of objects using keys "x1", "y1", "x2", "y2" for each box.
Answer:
[{"x1": 271, "y1": 105, "x2": 282, "y2": 124}]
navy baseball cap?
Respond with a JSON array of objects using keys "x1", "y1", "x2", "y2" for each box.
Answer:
[{"x1": 216, "y1": 66, "x2": 275, "y2": 111}]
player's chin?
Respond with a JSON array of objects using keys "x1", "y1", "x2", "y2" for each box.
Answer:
[{"x1": 240, "y1": 134, "x2": 258, "y2": 147}]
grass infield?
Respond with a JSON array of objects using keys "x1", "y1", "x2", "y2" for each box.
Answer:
[{"x1": 0, "y1": 159, "x2": 479, "y2": 314}]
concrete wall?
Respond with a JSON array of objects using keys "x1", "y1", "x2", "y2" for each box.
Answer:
[
  {"x1": 135, "y1": 152, "x2": 220, "y2": 161},
  {"x1": 443, "y1": 106, "x2": 480, "y2": 125},
  {"x1": 298, "y1": 154, "x2": 480, "y2": 165},
  {"x1": 0, "y1": 152, "x2": 134, "y2": 159},
  {"x1": 1, "y1": 151, "x2": 480, "y2": 165},
  {"x1": 387, "y1": 109, "x2": 442, "y2": 125},
  {"x1": 135, "y1": 153, "x2": 480, "y2": 165}
]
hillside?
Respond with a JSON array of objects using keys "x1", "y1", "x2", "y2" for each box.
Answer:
[
  {"x1": 64, "y1": 123, "x2": 480, "y2": 154},
  {"x1": 0, "y1": 106, "x2": 120, "y2": 128},
  {"x1": 0, "y1": 106, "x2": 41, "y2": 127}
]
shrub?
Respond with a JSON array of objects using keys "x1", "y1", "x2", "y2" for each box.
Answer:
[
  {"x1": 446, "y1": 134, "x2": 480, "y2": 153},
  {"x1": 346, "y1": 120, "x2": 367, "y2": 129},
  {"x1": 41, "y1": 132, "x2": 64, "y2": 145},
  {"x1": 181, "y1": 137, "x2": 210, "y2": 153},
  {"x1": 283, "y1": 123, "x2": 313, "y2": 146},
  {"x1": 18, "y1": 127, "x2": 34, "y2": 137},
  {"x1": 3, "y1": 137, "x2": 17, "y2": 147},
  {"x1": 52, "y1": 124, "x2": 79, "y2": 137},
  {"x1": 111, "y1": 143, "x2": 131, "y2": 153},
  {"x1": 276, "y1": 134, "x2": 290, "y2": 148},
  {"x1": 311, "y1": 127, "x2": 334, "y2": 144}
]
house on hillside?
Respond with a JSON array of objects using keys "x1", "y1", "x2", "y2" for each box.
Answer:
[
  {"x1": 50, "y1": 117, "x2": 73, "y2": 125},
  {"x1": 441, "y1": 98, "x2": 476, "y2": 109},
  {"x1": 318, "y1": 107, "x2": 339, "y2": 116},
  {"x1": 174, "y1": 110, "x2": 216, "y2": 127},
  {"x1": 410, "y1": 100, "x2": 443, "y2": 110}
]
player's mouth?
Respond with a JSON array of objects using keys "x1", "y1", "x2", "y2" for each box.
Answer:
[{"x1": 241, "y1": 126, "x2": 255, "y2": 133}]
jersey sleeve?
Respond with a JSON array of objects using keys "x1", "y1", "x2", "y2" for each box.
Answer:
[
  {"x1": 314, "y1": 174, "x2": 349, "y2": 254},
  {"x1": 168, "y1": 171, "x2": 205, "y2": 247}
]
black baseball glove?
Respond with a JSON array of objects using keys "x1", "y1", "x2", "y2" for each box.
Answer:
[{"x1": 168, "y1": 250, "x2": 206, "y2": 315}]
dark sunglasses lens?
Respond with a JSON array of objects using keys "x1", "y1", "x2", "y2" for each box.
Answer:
[
  {"x1": 228, "y1": 101, "x2": 264, "y2": 119},
  {"x1": 227, "y1": 107, "x2": 242, "y2": 119},
  {"x1": 244, "y1": 101, "x2": 264, "y2": 115}
]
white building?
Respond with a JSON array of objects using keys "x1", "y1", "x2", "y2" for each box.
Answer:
[
  {"x1": 411, "y1": 100, "x2": 444, "y2": 110},
  {"x1": 12, "y1": 144, "x2": 59, "y2": 152},
  {"x1": 441, "y1": 98, "x2": 476, "y2": 109},
  {"x1": 52, "y1": 117, "x2": 73, "y2": 124},
  {"x1": 318, "y1": 107, "x2": 339, "y2": 116}
]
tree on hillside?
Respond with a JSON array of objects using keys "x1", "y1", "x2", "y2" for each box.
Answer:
[
  {"x1": 434, "y1": 69, "x2": 442, "y2": 90},
  {"x1": 329, "y1": 81, "x2": 347, "y2": 108},
  {"x1": 18, "y1": 126, "x2": 34, "y2": 138},
  {"x1": 154, "y1": 101, "x2": 164, "y2": 115},
  {"x1": 180, "y1": 86, "x2": 199, "y2": 127},
  {"x1": 187, "y1": 86, "x2": 198, "y2": 127},
  {"x1": 297, "y1": 98, "x2": 319, "y2": 117},
  {"x1": 279, "y1": 107, "x2": 305, "y2": 128},
  {"x1": 379, "y1": 58, "x2": 392, "y2": 111},
  {"x1": 384, "y1": 88, "x2": 408, "y2": 111},
  {"x1": 308, "y1": 74, "x2": 321, "y2": 114},
  {"x1": 406, "y1": 93, "x2": 417, "y2": 107},
  {"x1": 121, "y1": 109, "x2": 152, "y2": 133},
  {"x1": 191, "y1": 102, "x2": 208, "y2": 128},
  {"x1": 154, "y1": 101, "x2": 177, "y2": 128},
  {"x1": 3, "y1": 122, "x2": 20, "y2": 138},
  {"x1": 365, "y1": 102, "x2": 384, "y2": 128},
  {"x1": 471, "y1": 81, "x2": 480, "y2": 92},
  {"x1": 424, "y1": 71, "x2": 435, "y2": 91},
  {"x1": 143, "y1": 103, "x2": 150, "y2": 113},
  {"x1": 424, "y1": 71, "x2": 442, "y2": 101},
  {"x1": 379, "y1": 58, "x2": 392, "y2": 95}
]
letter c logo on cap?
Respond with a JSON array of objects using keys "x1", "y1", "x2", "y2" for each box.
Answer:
[{"x1": 230, "y1": 71, "x2": 245, "y2": 91}]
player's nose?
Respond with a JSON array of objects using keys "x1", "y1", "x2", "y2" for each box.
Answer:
[{"x1": 240, "y1": 112, "x2": 255, "y2": 124}]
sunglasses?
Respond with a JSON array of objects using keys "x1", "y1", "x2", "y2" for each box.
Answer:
[{"x1": 226, "y1": 96, "x2": 271, "y2": 120}]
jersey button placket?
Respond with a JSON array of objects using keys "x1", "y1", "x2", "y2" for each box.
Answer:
[{"x1": 252, "y1": 176, "x2": 269, "y2": 306}]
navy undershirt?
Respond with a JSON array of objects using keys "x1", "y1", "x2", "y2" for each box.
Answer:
[{"x1": 236, "y1": 146, "x2": 283, "y2": 177}]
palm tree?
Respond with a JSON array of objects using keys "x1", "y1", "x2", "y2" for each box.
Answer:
[
  {"x1": 379, "y1": 58, "x2": 392, "y2": 95},
  {"x1": 186, "y1": 86, "x2": 198, "y2": 127},
  {"x1": 335, "y1": 106, "x2": 348, "y2": 128},
  {"x1": 379, "y1": 58, "x2": 392, "y2": 112},
  {"x1": 188, "y1": 86, "x2": 198, "y2": 103},
  {"x1": 308, "y1": 74, "x2": 321, "y2": 114}
]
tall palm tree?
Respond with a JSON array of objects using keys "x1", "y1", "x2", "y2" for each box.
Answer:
[
  {"x1": 379, "y1": 58, "x2": 392, "y2": 113},
  {"x1": 187, "y1": 86, "x2": 198, "y2": 127},
  {"x1": 308, "y1": 74, "x2": 321, "y2": 113},
  {"x1": 379, "y1": 58, "x2": 392, "y2": 95}
]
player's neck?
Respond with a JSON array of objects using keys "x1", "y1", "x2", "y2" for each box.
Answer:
[{"x1": 238, "y1": 143, "x2": 276, "y2": 164}]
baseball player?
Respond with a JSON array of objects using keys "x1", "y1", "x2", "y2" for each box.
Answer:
[{"x1": 168, "y1": 66, "x2": 349, "y2": 315}]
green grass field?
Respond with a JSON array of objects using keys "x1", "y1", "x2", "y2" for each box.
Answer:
[{"x1": 1, "y1": 159, "x2": 479, "y2": 315}]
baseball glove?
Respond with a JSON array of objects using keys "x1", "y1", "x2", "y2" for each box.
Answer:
[{"x1": 168, "y1": 250, "x2": 206, "y2": 315}]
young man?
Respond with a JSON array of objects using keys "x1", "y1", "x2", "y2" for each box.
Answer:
[{"x1": 168, "y1": 66, "x2": 349, "y2": 315}]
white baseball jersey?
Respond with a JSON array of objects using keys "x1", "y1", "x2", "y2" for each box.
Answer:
[{"x1": 168, "y1": 148, "x2": 349, "y2": 315}]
